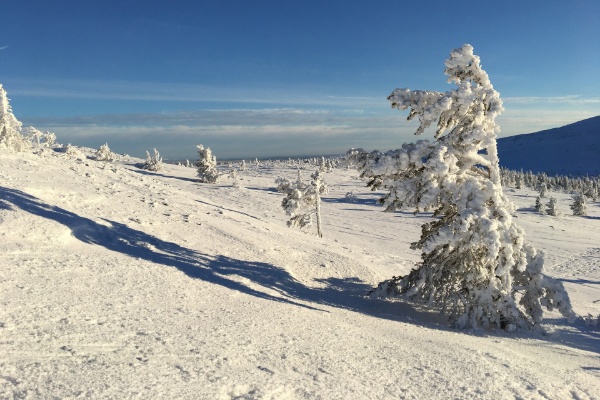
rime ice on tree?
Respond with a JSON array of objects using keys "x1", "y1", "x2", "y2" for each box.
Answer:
[
  {"x1": 570, "y1": 192, "x2": 587, "y2": 216},
  {"x1": 350, "y1": 45, "x2": 573, "y2": 330},
  {"x1": 0, "y1": 84, "x2": 28, "y2": 152},
  {"x1": 279, "y1": 169, "x2": 327, "y2": 237},
  {"x1": 196, "y1": 144, "x2": 219, "y2": 183},
  {"x1": 143, "y1": 148, "x2": 163, "y2": 172},
  {"x1": 94, "y1": 143, "x2": 115, "y2": 161}
]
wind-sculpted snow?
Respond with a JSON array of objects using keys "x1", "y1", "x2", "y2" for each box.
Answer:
[{"x1": 1, "y1": 147, "x2": 599, "y2": 398}]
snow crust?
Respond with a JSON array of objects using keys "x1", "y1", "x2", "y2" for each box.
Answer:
[{"x1": 1, "y1": 148, "x2": 599, "y2": 399}]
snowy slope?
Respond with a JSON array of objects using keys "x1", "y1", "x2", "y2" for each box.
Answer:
[
  {"x1": 497, "y1": 115, "x2": 600, "y2": 176},
  {"x1": 1, "y1": 147, "x2": 599, "y2": 399}
]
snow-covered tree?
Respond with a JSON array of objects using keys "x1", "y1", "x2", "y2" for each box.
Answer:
[
  {"x1": 229, "y1": 168, "x2": 241, "y2": 188},
  {"x1": 534, "y1": 196, "x2": 545, "y2": 214},
  {"x1": 196, "y1": 144, "x2": 219, "y2": 183},
  {"x1": 280, "y1": 169, "x2": 327, "y2": 237},
  {"x1": 570, "y1": 192, "x2": 587, "y2": 216},
  {"x1": 0, "y1": 84, "x2": 28, "y2": 152},
  {"x1": 94, "y1": 143, "x2": 115, "y2": 161},
  {"x1": 143, "y1": 148, "x2": 163, "y2": 172},
  {"x1": 538, "y1": 183, "x2": 547, "y2": 198},
  {"x1": 515, "y1": 173, "x2": 523, "y2": 189},
  {"x1": 65, "y1": 143, "x2": 85, "y2": 159},
  {"x1": 546, "y1": 197, "x2": 560, "y2": 217},
  {"x1": 348, "y1": 45, "x2": 573, "y2": 330},
  {"x1": 23, "y1": 126, "x2": 43, "y2": 146}
]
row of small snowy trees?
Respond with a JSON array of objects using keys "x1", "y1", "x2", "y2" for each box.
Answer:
[
  {"x1": 347, "y1": 45, "x2": 574, "y2": 330},
  {"x1": 533, "y1": 193, "x2": 589, "y2": 217},
  {"x1": 501, "y1": 167, "x2": 600, "y2": 200}
]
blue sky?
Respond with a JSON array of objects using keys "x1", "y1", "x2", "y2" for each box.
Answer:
[{"x1": 2, "y1": 0, "x2": 599, "y2": 159}]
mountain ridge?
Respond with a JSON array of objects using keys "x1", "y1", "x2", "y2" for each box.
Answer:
[{"x1": 497, "y1": 115, "x2": 600, "y2": 176}]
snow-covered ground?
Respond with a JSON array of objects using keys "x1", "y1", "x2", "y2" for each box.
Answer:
[{"x1": 1, "y1": 147, "x2": 599, "y2": 399}]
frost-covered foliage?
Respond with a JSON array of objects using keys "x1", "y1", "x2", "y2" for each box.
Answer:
[
  {"x1": 196, "y1": 144, "x2": 219, "y2": 183},
  {"x1": 143, "y1": 148, "x2": 163, "y2": 172},
  {"x1": 538, "y1": 183, "x2": 547, "y2": 198},
  {"x1": 545, "y1": 197, "x2": 560, "y2": 217},
  {"x1": 229, "y1": 168, "x2": 241, "y2": 188},
  {"x1": 570, "y1": 192, "x2": 587, "y2": 216},
  {"x1": 500, "y1": 168, "x2": 600, "y2": 199},
  {"x1": 0, "y1": 84, "x2": 28, "y2": 152},
  {"x1": 534, "y1": 196, "x2": 545, "y2": 214},
  {"x1": 280, "y1": 169, "x2": 328, "y2": 237},
  {"x1": 94, "y1": 143, "x2": 116, "y2": 162},
  {"x1": 345, "y1": 191, "x2": 357, "y2": 202},
  {"x1": 65, "y1": 143, "x2": 85, "y2": 159},
  {"x1": 23, "y1": 126, "x2": 57, "y2": 147},
  {"x1": 348, "y1": 45, "x2": 573, "y2": 330}
]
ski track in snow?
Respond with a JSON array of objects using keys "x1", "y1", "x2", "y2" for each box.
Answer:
[{"x1": 1, "y1": 147, "x2": 599, "y2": 399}]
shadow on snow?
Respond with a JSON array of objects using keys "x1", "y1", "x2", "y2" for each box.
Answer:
[
  {"x1": 2, "y1": 186, "x2": 597, "y2": 354},
  {"x1": 0, "y1": 186, "x2": 432, "y2": 326}
]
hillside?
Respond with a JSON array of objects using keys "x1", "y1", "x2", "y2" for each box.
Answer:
[
  {"x1": 1, "y1": 147, "x2": 599, "y2": 399},
  {"x1": 497, "y1": 115, "x2": 600, "y2": 176}
]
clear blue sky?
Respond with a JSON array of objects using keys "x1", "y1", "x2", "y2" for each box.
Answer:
[{"x1": 2, "y1": 0, "x2": 599, "y2": 159}]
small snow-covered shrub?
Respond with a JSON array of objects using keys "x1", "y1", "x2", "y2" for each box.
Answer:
[
  {"x1": 65, "y1": 143, "x2": 85, "y2": 159},
  {"x1": 229, "y1": 168, "x2": 241, "y2": 188},
  {"x1": 143, "y1": 148, "x2": 163, "y2": 171},
  {"x1": 345, "y1": 191, "x2": 357, "y2": 202},
  {"x1": 534, "y1": 196, "x2": 545, "y2": 214},
  {"x1": 94, "y1": 143, "x2": 115, "y2": 161},
  {"x1": 546, "y1": 197, "x2": 560, "y2": 216},
  {"x1": 280, "y1": 169, "x2": 327, "y2": 237},
  {"x1": 570, "y1": 192, "x2": 587, "y2": 216},
  {"x1": 196, "y1": 144, "x2": 219, "y2": 183},
  {"x1": 538, "y1": 183, "x2": 547, "y2": 198}
]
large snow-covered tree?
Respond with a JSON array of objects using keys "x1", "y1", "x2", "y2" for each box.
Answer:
[
  {"x1": 0, "y1": 84, "x2": 28, "y2": 152},
  {"x1": 348, "y1": 45, "x2": 573, "y2": 330}
]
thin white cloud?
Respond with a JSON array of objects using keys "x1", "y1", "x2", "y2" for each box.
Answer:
[
  {"x1": 0, "y1": 46, "x2": 8, "y2": 51},
  {"x1": 503, "y1": 95, "x2": 600, "y2": 105},
  {"x1": 9, "y1": 78, "x2": 387, "y2": 109}
]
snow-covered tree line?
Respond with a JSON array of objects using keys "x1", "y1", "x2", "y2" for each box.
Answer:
[
  {"x1": 347, "y1": 45, "x2": 574, "y2": 330},
  {"x1": 501, "y1": 168, "x2": 600, "y2": 200}
]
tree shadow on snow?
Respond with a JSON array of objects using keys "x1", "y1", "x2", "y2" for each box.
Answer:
[
  {"x1": 0, "y1": 186, "x2": 440, "y2": 328},
  {"x1": 130, "y1": 168, "x2": 200, "y2": 184},
  {"x1": 321, "y1": 196, "x2": 379, "y2": 206}
]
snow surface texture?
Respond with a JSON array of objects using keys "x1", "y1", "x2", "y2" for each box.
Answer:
[
  {"x1": 497, "y1": 115, "x2": 600, "y2": 176},
  {"x1": 1, "y1": 148, "x2": 600, "y2": 399}
]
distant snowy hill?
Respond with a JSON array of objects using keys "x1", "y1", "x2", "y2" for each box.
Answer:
[{"x1": 497, "y1": 115, "x2": 600, "y2": 176}]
